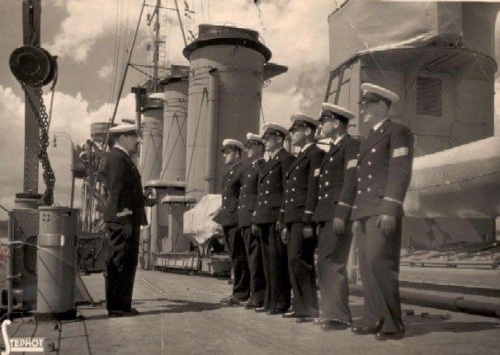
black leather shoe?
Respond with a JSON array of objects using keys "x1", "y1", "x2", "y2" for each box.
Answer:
[
  {"x1": 221, "y1": 295, "x2": 242, "y2": 306},
  {"x1": 321, "y1": 319, "x2": 350, "y2": 331},
  {"x1": 282, "y1": 311, "x2": 297, "y2": 318},
  {"x1": 243, "y1": 300, "x2": 261, "y2": 310},
  {"x1": 108, "y1": 309, "x2": 139, "y2": 318},
  {"x1": 296, "y1": 316, "x2": 313, "y2": 323},
  {"x1": 351, "y1": 324, "x2": 382, "y2": 335},
  {"x1": 267, "y1": 308, "x2": 286, "y2": 315},
  {"x1": 243, "y1": 302, "x2": 258, "y2": 309},
  {"x1": 313, "y1": 317, "x2": 324, "y2": 326},
  {"x1": 375, "y1": 332, "x2": 404, "y2": 341},
  {"x1": 254, "y1": 307, "x2": 268, "y2": 313},
  {"x1": 125, "y1": 308, "x2": 140, "y2": 316},
  {"x1": 108, "y1": 310, "x2": 126, "y2": 318}
]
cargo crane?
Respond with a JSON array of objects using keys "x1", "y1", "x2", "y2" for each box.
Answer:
[{"x1": 3, "y1": 0, "x2": 92, "y2": 321}]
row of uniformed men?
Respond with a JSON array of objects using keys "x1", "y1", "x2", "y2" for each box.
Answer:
[{"x1": 214, "y1": 83, "x2": 414, "y2": 340}]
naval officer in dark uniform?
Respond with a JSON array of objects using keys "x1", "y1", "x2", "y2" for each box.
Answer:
[
  {"x1": 238, "y1": 133, "x2": 267, "y2": 309},
  {"x1": 215, "y1": 139, "x2": 250, "y2": 306},
  {"x1": 313, "y1": 103, "x2": 360, "y2": 330},
  {"x1": 103, "y1": 124, "x2": 147, "y2": 317},
  {"x1": 281, "y1": 114, "x2": 324, "y2": 323},
  {"x1": 351, "y1": 83, "x2": 414, "y2": 340},
  {"x1": 251, "y1": 123, "x2": 295, "y2": 314}
]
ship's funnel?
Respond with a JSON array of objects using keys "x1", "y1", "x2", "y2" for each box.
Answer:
[
  {"x1": 160, "y1": 65, "x2": 189, "y2": 182},
  {"x1": 183, "y1": 24, "x2": 286, "y2": 201},
  {"x1": 140, "y1": 96, "x2": 164, "y2": 186}
]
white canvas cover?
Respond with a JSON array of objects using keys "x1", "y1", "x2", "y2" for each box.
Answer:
[
  {"x1": 404, "y1": 137, "x2": 500, "y2": 218},
  {"x1": 183, "y1": 194, "x2": 223, "y2": 246},
  {"x1": 328, "y1": 1, "x2": 498, "y2": 71}
]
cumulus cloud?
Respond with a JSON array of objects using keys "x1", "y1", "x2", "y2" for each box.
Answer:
[
  {"x1": 176, "y1": 0, "x2": 334, "y2": 123},
  {"x1": 0, "y1": 86, "x2": 25, "y2": 217},
  {"x1": 97, "y1": 64, "x2": 114, "y2": 82},
  {"x1": 45, "y1": 0, "x2": 334, "y2": 115},
  {"x1": 45, "y1": 0, "x2": 143, "y2": 62},
  {"x1": 0, "y1": 85, "x2": 136, "y2": 220},
  {"x1": 2, "y1": 0, "x2": 500, "y2": 223}
]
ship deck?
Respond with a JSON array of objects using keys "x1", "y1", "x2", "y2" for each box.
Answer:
[{"x1": 2, "y1": 269, "x2": 500, "y2": 355}]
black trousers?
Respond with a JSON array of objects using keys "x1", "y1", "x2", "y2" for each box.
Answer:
[
  {"x1": 255, "y1": 223, "x2": 290, "y2": 310},
  {"x1": 223, "y1": 225, "x2": 250, "y2": 301},
  {"x1": 242, "y1": 226, "x2": 266, "y2": 305},
  {"x1": 105, "y1": 222, "x2": 140, "y2": 312},
  {"x1": 286, "y1": 222, "x2": 319, "y2": 317},
  {"x1": 354, "y1": 216, "x2": 404, "y2": 333},
  {"x1": 317, "y1": 220, "x2": 353, "y2": 322}
]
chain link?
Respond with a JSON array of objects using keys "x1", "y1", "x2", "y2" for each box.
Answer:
[
  {"x1": 21, "y1": 82, "x2": 56, "y2": 206},
  {"x1": 47, "y1": 69, "x2": 58, "y2": 131}
]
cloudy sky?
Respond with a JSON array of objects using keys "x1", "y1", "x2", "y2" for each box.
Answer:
[{"x1": 0, "y1": 0, "x2": 499, "y2": 221}]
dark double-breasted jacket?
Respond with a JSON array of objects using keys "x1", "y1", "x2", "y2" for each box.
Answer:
[
  {"x1": 313, "y1": 135, "x2": 360, "y2": 223},
  {"x1": 238, "y1": 158, "x2": 266, "y2": 228},
  {"x1": 351, "y1": 119, "x2": 414, "y2": 221},
  {"x1": 252, "y1": 149, "x2": 295, "y2": 225},
  {"x1": 103, "y1": 147, "x2": 147, "y2": 226},
  {"x1": 214, "y1": 161, "x2": 244, "y2": 227},
  {"x1": 282, "y1": 144, "x2": 324, "y2": 225}
]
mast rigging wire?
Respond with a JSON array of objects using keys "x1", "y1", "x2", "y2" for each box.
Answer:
[{"x1": 184, "y1": 90, "x2": 206, "y2": 192}]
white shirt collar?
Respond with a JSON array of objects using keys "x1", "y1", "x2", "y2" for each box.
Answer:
[
  {"x1": 373, "y1": 117, "x2": 389, "y2": 132},
  {"x1": 114, "y1": 142, "x2": 129, "y2": 156},
  {"x1": 300, "y1": 142, "x2": 314, "y2": 153},
  {"x1": 252, "y1": 157, "x2": 264, "y2": 165},
  {"x1": 269, "y1": 147, "x2": 283, "y2": 159},
  {"x1": 333, "y1": 134, "x2": 347, "y2": 146},
  {"x1": 229, "y1": 160, "x2": 241, "y2": 170}
]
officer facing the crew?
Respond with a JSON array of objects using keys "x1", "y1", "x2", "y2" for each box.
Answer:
[
  {"x1": 103, "y1": 123, "x2": 147, "y2": 318},
  {"x1": 237, "y1": 133, "x2": 267, "y2": 309},
  {"x1": 351, "y1": 83, "x2": 414, "y2": 341},
  {"x1": 215, "y1": 139, "x2": 250, "y2": 306},
  {"x1": 313, "y1": 103, "x2": 360, "y2": 330},
  {"x1": 280, "y1": 114, "x2": 324, "y2": 323},
  {"x1": 252, "y1": 123, "x2": 295, "y2": 315}
]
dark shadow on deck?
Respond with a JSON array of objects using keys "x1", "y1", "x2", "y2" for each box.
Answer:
[
  {"x1": 401, "y1": 312, "x2": 500, "y2": 337},
  {"x1": 83, "y1": 298, "x2": 222, "y2": 321}
]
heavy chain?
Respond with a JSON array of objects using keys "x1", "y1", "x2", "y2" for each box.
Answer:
[
  {"x1": 21, "y1": 82, "x2": 56, "y2": 206},
  {"x1": 47, "y1": 70, "x2": 58, "y2": 131}
]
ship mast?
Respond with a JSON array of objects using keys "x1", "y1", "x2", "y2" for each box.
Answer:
[{"x1": 148, "y1": 0, "x2": 161, "y2": 91}]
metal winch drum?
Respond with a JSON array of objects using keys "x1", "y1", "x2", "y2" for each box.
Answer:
[{"x1": 9, "y1": 45, "x2": 57, "y2": 86}]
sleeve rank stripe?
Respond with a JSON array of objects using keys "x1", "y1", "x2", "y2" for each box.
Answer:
[
  {"x1": 392, "y1": 147, "x2": 409, "y2": 158},
  {"x1": 383, "y1": 196, "x2": 403, "y2": 205},
  {"x1": 117, "y1": 209, "x2": 133, "y2": 217},
  {"x1": 337, "y1": 202, "x2": 352, "y2": 209},
  {"x1": 346, "y1": 159, "x2": 357, "y2": 169}
]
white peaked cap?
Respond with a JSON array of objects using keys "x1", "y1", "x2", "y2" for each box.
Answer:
[
  {"x1": 108, "y1": 124, "x2": 137, "y2": 134},
  {"x1": 360, "y1": 83, "x2": 399, "y2": 103},
  {"x1": 222, "y1": 138, "x2": 245, "y2": 152},
  {"x1": 261, "y1": 122, "x2": 289, "y2": 137},
  {"x1": 246, "y1": 132, "x2": 265, "y2": 145},
  {"x1": 289, "y1": 113, "x2": 319, "y2": 129},
  {"x1": 321, "y1": 103, "x2": 355, "y2": 121}
]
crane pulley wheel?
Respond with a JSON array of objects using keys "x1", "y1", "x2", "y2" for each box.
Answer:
[{"x1": 9, "y1": 45, "x2": 57, "y2": 87}]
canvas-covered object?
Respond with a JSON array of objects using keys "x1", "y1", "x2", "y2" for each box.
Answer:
[
  {"x1": 328, "y1": 1, "x2": 499, "y2": 71},
  {"x1": 183, "y1": 194, "x2": 223, "y2": 246}
]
